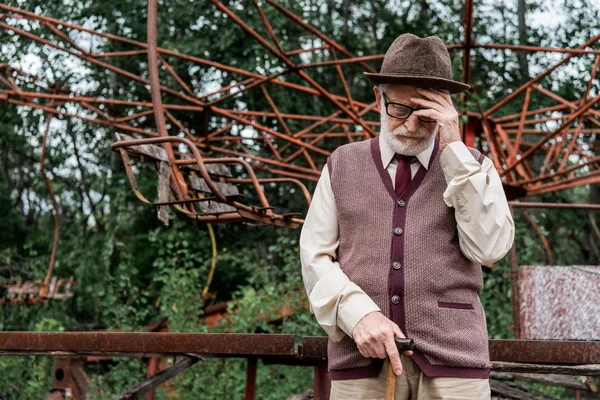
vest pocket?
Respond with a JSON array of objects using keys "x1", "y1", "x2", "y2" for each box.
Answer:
[{"x1": 437, "y1": 301, "x2": 474, "y2": 310}]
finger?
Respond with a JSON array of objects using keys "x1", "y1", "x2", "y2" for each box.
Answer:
[
  {"x1": 412, "y1": 108, "x2": 441, "y2": 121},
  {"x1": 365, "y1": 344, "x2": 378, "y2": 358},
  {"x1": 410, "y1": 97, "x2": 445, "y2": 113},
  {"x1": 358, "y1": 345, "x2": 370, "y2": 358},
  {"x1": 374, "y1": 341, "x2": 387, "y2": 359},
  {"x1": 416, "y1": 87, "x2": 452, "y2": 108},
  {"x1": 384, "y1": 336, "x2": 403, "y2": 375},
  {"x1": 358, "y1": 341, "x2": 376, "y2": 358}
]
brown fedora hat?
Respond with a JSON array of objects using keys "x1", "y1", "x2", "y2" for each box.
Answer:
[{"x1": 363, "y1": 33, "x2": 471, "y2": 94}]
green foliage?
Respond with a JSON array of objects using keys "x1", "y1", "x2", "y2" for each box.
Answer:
[
  {"x1": 149, "y1": 226, "x2": 211, "y2": 332},
  {"x1": 0, "y1": 356, "x2": 55, "y2": 399},
  {"x1": 156, "y1": 236, "x2": 323, "y2": 400},
  {"x1": 213, "y1": 236, "x2": 323, "y2": 338},
  {"x1": 87, "y1": 358, "x2": 148, "y2": 398}
]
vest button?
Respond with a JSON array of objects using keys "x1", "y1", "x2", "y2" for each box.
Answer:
[
  {"x1": 391, "y1": 295, "x2": 400, "y2": 304},
  {"x1": 393, "y1": 227, "x2": 403, "y2": 236},
  {"x1": 397, "y1": 199, "x2": 405, "y2": 207},
  {"x1": 392, "y1": 261, "x2": 401, "y2": 270}
]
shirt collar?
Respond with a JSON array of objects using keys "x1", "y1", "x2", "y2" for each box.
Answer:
[{"x1": 380, "y1": 134, "x2": 436, "y2": 170}]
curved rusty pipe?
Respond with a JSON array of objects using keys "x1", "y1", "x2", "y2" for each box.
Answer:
[
  {"x1": 39, "y1": 113, "x2": 59, "y2": 297},
  {"x1": 147, "y1": 0, "x2": 189, "y2": 204}
]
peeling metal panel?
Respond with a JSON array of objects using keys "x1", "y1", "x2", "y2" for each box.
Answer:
[
  {"x1": 157, "y1": 161, "x2": 170, "y2": 226},
  {"x1": 519, "y1": 265, "x2": 600, "y2": 340}
]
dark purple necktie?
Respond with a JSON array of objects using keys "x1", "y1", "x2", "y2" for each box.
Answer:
[{"x1": 394, "y1": 153, "x2": 414, "y2": 197}]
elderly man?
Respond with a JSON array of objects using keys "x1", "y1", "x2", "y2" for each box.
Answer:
[{"x1": 299, "y1": 33, "x2": 514, "y2": 399}]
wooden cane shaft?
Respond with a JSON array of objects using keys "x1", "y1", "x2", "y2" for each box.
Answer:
[
  {"x1": 384, "y1": 358, "x2": 396, "y2": 400},
  {"x1": 384, "y1": 337, "x2": 415, "y2": 399}
]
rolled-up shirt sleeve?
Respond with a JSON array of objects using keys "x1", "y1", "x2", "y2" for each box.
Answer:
[
  {"x1": 299, "y1": 164, "x2": 381, "y2": 342},
  {"x1": 440, "y1": 141, "x2": 515, "y2": 266}
]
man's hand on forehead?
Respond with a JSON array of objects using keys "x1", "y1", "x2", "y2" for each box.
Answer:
[{"x1": 410, "y1": 87, "x2": 461, "y2": 151}]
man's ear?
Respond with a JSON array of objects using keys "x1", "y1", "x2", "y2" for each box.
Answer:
[{"x1": 373, "y1": 86, "x2": 380, "y2": 109}]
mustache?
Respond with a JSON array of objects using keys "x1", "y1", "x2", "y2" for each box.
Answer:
[{"x1": 391, "y1": 126, "x2": 428, "y2": 139}]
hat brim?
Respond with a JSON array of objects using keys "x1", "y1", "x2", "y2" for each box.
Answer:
[{"x1": 363, "y1": 72, "x2": 471, "y2": 94}]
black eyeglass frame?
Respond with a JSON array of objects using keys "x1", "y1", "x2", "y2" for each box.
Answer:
[{"x1": 381, "y1": 91, "x2": 437, "y2": 123}]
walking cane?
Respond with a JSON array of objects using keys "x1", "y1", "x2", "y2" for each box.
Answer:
[{"x1": 385, "y1": 337, "x2": 415, "y2": 400}]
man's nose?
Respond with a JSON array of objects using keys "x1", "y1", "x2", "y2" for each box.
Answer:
[{"x1": 405, "y1": 113, "x2": 421, "y2": 133}]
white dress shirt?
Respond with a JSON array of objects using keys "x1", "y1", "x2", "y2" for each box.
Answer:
[{"x1": 299, "y1": 137, "x2": 515, "y2": 342}]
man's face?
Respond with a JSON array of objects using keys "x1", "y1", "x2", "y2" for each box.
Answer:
[{"x1": 374, "y1": 84, "x2": 443, "y2": 156}]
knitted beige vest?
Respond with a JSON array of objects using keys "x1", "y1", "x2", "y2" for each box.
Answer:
[{"x1": 326, "y1": 136, "x2": 491, "y2": 380}]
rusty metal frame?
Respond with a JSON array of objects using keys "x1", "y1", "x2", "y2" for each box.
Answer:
[
  {"x1": 0, "y1": 1, "x2": 597, "y2": 200},
  {"x1": 1, "y1": 332, "x2": 600, "y2": 400}
]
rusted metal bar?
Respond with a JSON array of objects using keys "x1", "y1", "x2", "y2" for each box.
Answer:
[
  {"x1": 0, "y1": 332, "x2": 298, "y2": 357},
  {"x1": 491, "y1": 362, "x2": 600, "y2": 376},
  {"x1": 145, "y1": 356, "x2": 159, "y2": 400},
  {"x1": 508, "y1": 206, "x2": 521, "y2": 340},
  {"x1": 313, "y1": 361, "x2": 331, "y2": 400},
  {"x1": 488, "y1": 340, "x2": 600, "y2": 366},
  {"x1": 2, "y1": 333, "x2": 599, "y2": 367},
  {"x1": 53, "y1": 357, "x2": 88, "y2": 400},
  {"x1": 473, "y1": 42, "x2": 600, "y2": 56},
  {"x1": 245, "y1": 357, "x2": 257, "y2": 400},
  {"x1": 508, "y1": 201, "x2": 600, "y2": 210}
]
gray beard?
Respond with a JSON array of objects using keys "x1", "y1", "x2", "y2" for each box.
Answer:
[{"x1": 379, "y1": 109, "x2": 437, "y2": 156}]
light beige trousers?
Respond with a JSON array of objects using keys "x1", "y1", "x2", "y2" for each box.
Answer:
[{"x1": 329, "y1": 354, "x2": 491, "y2": 400}]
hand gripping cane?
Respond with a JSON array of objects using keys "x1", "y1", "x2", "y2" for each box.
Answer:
[{"x1": 385, "y1": 337, "x2": 415, "y2": 400}]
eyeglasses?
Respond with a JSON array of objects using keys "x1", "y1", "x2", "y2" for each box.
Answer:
[{"x1": 381, "y1": 91, "x2": 437, "y2": 123}]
